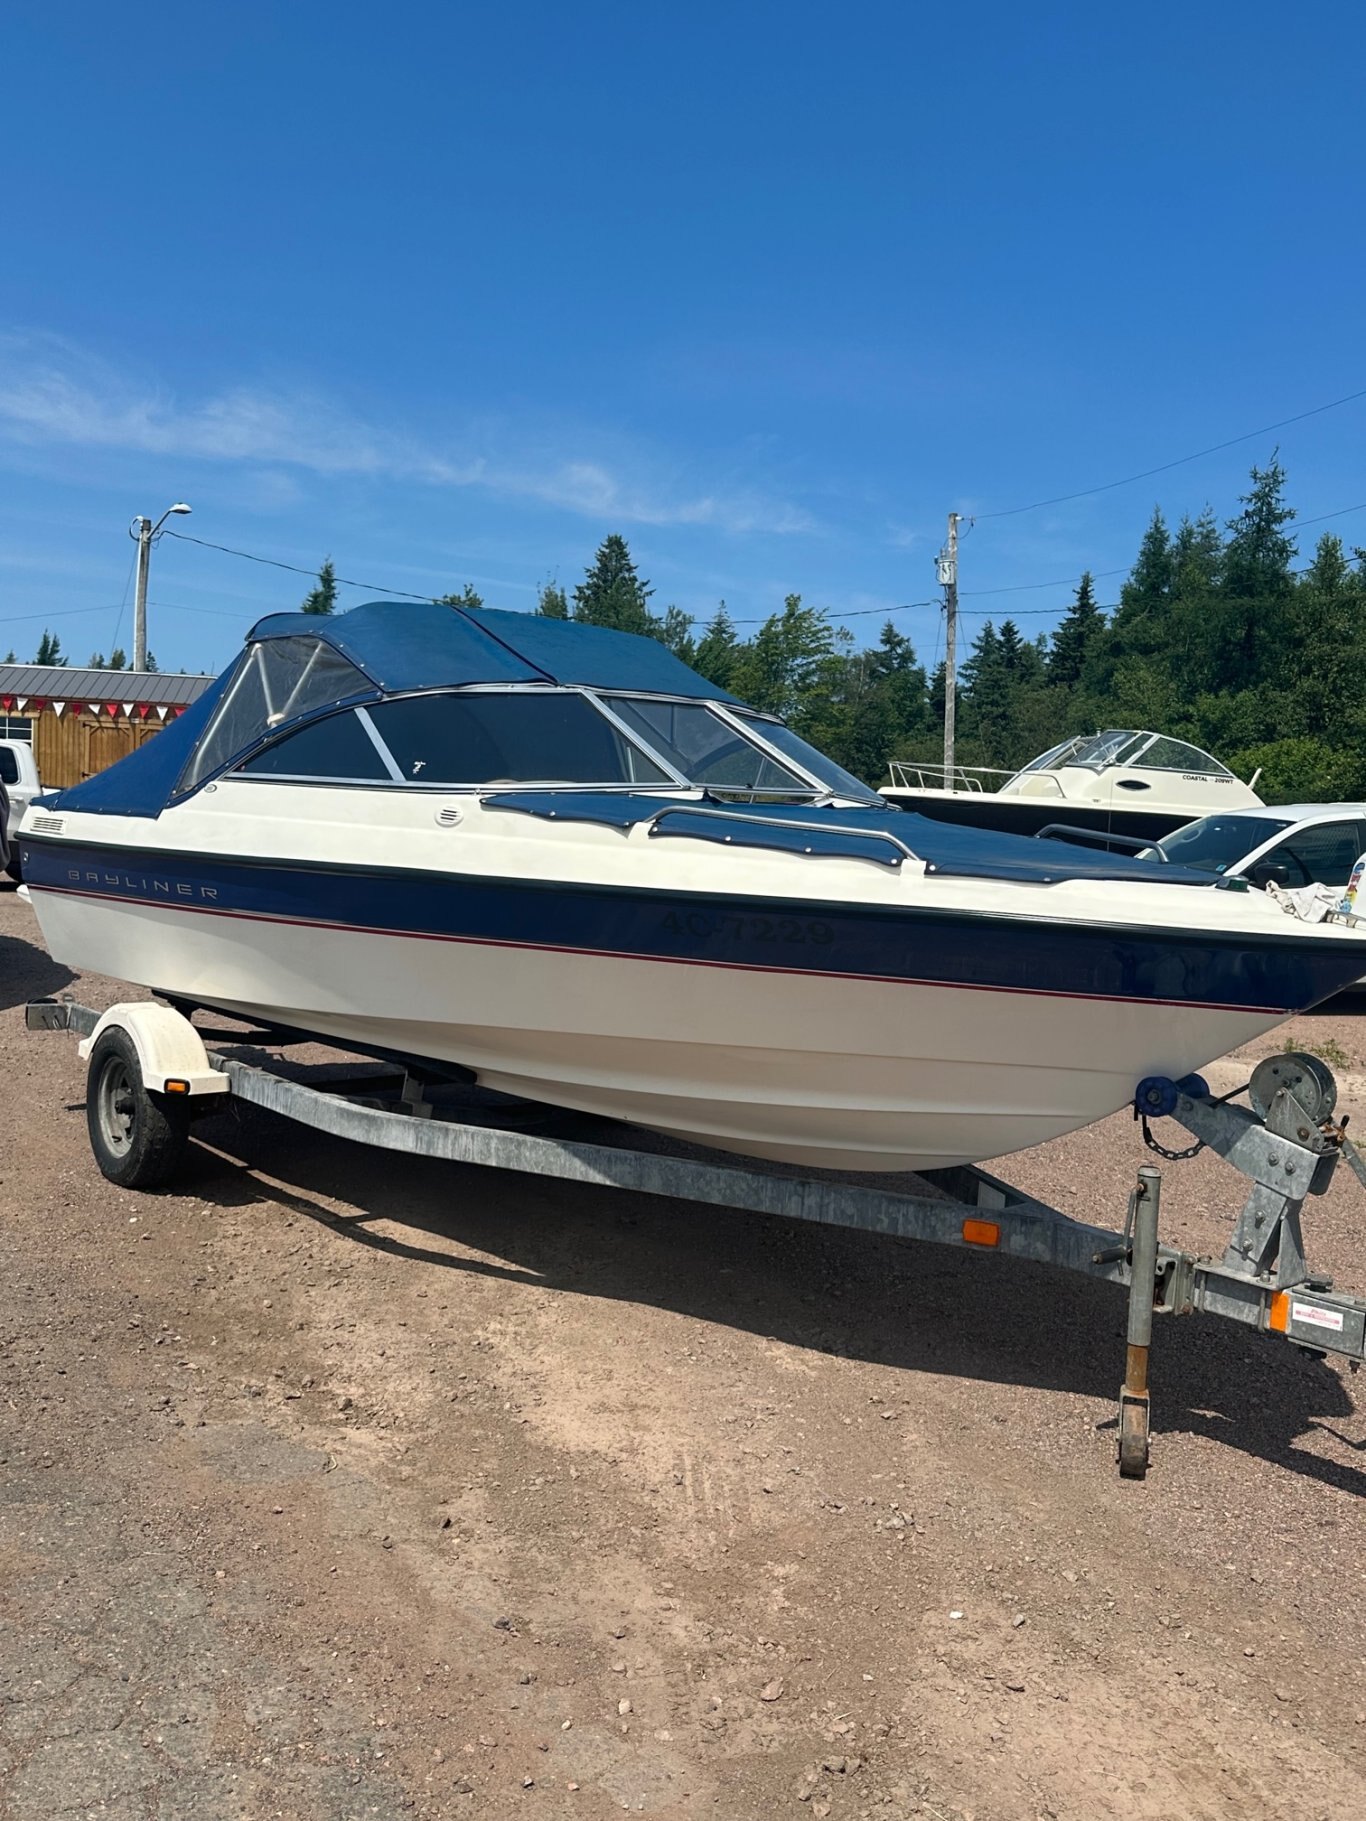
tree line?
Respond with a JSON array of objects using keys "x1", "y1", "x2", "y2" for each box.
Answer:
[
  {"x1": 3, "y1": 632, "x2": 158, "y2": 672},
  {"x1": 520, "y1": 463, "x2": 1366, "y2": 799},
  {"x1": 273, "y1": 469, "x2": 1366, "y2": 797},
  {"x1": 15, "y1": 460, "x2": 1358, "y2": 800}
]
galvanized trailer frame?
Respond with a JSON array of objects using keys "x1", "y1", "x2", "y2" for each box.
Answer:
[{"x1": 27, "y1": 996, "x2": 1366, "y2": 1481}]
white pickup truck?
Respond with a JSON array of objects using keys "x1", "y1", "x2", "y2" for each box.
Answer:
[{"x1": 0, "y1": 738, "x2": 42, "y2": 880}]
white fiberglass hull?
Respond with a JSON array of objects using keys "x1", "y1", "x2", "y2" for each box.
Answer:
[{"x1": 32, "y1": 883, "x2": 1282, "y2": 1172}]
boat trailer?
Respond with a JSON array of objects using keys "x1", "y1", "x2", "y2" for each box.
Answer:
[{"x1": 27, "y1": 996, "x2": 1366, "y2": 1482}]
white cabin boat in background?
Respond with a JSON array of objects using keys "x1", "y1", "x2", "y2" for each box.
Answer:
[{"x1": 881, "y1": 729, "x2": 1264, "y2": 842}]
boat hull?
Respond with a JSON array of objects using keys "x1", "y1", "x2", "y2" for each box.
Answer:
[{"x1": 24, "y1": 841, "x2": 1345, "y2": 1172}]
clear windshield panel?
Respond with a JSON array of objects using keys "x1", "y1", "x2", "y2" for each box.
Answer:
[
  {"x1": 738, "y1": 715, "x2": 882, "y2": 803},
  {"x1": 602, "y1": 698, "x2": 806, "y2": 793},
  {"x1": 1135, "y1": 737, "x2": 1231, "y2": 776},
  {"x1": 366, "y1": 691, "x2": 672, "y2": 786},
  {"x1": 178, "y1": 649, "x2": 271, "y2": 791},
  {"x1": 258, "y1": 638, "x2": 370, "y2": 729},
  {"x1": 1017, "y1": 737, "x2": 1084, "y2": 775},
  {"x1": 1064, "y1": 730, "x2": 1151, "y2": 770},
  {"x1": 1156, "y1": 815, "x2": 1292, "y2": 874},
  {"x1": 179, "y1": 637, "x2": 372, "y2": 792}
]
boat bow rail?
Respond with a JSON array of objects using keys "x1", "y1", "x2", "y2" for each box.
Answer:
[{"x1": 27, "y1": 995, "x2": 1366, "y2": 1482}]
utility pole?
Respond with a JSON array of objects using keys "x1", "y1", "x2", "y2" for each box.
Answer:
[
  {"x1": 128, "y1": 503, "x2": 192, "y2": 670},
  {"x1": 131, "y1": 518, "x2": 153, "y2": 672},
  {"x1": 937, "y1": 511, "x2": 960, "y2": 777}
]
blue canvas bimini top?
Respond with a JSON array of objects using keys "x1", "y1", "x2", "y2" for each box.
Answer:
[
  {"x1": 246, "y1": 603, "x2": 740, "y2": 701},
  {"x1": 43, "y1": 603, "x2": 740, "y2": 819}
]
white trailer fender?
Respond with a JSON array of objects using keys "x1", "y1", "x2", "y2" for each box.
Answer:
[{"x1": 78, "y1": 1003, "x2": 230, "y2": 1097}]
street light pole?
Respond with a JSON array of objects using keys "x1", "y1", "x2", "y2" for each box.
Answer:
[{"x1": 129, "y1": 504, "x2": 192, "y2": 670}]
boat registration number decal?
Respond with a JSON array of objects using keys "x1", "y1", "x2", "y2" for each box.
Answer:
[{"x1": 660, "y1": 910, "x2": 834, "y2": 945}]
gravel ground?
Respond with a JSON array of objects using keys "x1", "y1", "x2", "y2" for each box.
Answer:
[{"x1": 1, "y1": 882, "x2": 1363, "y2": 1821}]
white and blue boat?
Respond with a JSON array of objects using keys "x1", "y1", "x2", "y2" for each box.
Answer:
[{"x1": 18, "y1": 603, "x2": 1366, "y2": 1172}]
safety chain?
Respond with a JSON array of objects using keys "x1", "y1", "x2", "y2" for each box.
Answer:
[{"x1": 1138, "y1": 1113, "x2": 1205, "y2": 1162}]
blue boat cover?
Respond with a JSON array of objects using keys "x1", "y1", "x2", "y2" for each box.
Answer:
[
  {"x1": 36, "y1": 671, "x2": 233, "y2": 818},
  {"x1": 481, "y1": 793, "x2": 1216, "y2": 886},
  {"x1": 42, "y1": 604, "x2": 739, "y2": 819},
  {"x1": 652, "y1": 808, "x2": 907, "y2": 867},
  {"x1": 246, "y1": 603, "x2": 740, "y2": 701}
]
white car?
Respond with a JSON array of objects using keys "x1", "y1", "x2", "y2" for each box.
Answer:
[{"x1": 1144, "y1": 803, "x2": 1366, "y2": 892}]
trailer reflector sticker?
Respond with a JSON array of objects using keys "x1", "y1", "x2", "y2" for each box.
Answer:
[
  {"x1": 962, "y1": 1218, "x2": 1001, "y2": 1248},
  {"x1": 1290, "y1": 1301, "x2": 1345, "y2": 1333}
]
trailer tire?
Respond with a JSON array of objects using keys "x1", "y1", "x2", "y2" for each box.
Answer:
[{"x1": 86, "y1": 1027, "x2": 191, "y2": 1189}]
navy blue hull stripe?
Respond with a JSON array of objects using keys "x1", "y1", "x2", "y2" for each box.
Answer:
[{"x1": 21, "y1": 837, "x2": 1365, "y2": 1015}]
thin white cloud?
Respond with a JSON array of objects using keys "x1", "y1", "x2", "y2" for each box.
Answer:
[{"x1": 0, "y1": 332, "x2": 814, "y2": 537}]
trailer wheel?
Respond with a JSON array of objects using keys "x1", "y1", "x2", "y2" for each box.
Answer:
[{"x1": 86, "y1": 1027, "x2": 191, "y2": 1189}]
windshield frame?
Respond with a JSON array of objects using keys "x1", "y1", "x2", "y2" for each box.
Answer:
[{"x1": 218, "y1": 681, "x2": 878, "y2": 802}]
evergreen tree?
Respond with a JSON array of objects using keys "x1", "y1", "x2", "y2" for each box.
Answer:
[
  {"x1": 145, "y1": 652, "x2": 159, "y2": 673},
  {"x1": 1047, "y1": 571, "x2": 1105, "y2": 687},
  {"x1": 694, "y1": 603, "x2": 739, "y2": 689},
  {"x1": 109, "y1": 647, "x2": 127, "y2": 670},
  {"x1": 34, "y1": 631, "x2": 66, "y2": 666},
  {"x1": 730, "y1": 595, "x2": 833, "y2": 720},
  {"x1": 572, "y1": 534, "x2": 654, "y2": 634},
  {"x1": 435, "y1": 584, "x2": 484, "y2": 609},
  {"x1": 88, "y1": 652, "x2": 107, "y2": 669},
  {"x1": 2, "y1": 650, "x2": 14, "y2": 664},
  {"x1": 868, "y1": 621, "x2": 930, "y2": 750},
  {"x1": 1223, "y1": 458, "x2": 1296, "y2": 600},
  {"x1": 654, "y1": 605, "x2": 696, "y2": 666},
  {"x1": 301, "y1": 558, "x2": 338, "y2": 615},
  {"x1": 1124, "y1": 508, "x2": 1173, "y2": 610},
  {"x1": 536, "y1": 581, "x2": 569, "y2": 619},
  {"x1": 800, "y1": 621, "x2": 932, "y2": 783},
  {"x1": 959, "y1": 622, "x2": 1018, "y2": 763},
  {"x1": 1169, "y1": 509, "x2": 1223, "y2": 595}
]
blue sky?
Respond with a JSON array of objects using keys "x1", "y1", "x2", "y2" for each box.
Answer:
[{"x1": 1, "y1": 2, "x2": 1364, "y2": 675}]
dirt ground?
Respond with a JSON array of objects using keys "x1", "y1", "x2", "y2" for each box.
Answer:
[{"x1": 1, "y1": 883, "x2": 1364, "y2": 1821}]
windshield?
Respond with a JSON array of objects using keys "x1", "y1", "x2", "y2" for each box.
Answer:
[
  {"x1": 1018, "y1": 729, "x2": 1233, "y2": 778},
  {"x1": 736, "y1": 715, "x2": 882, "y2": 803},
  {"x1": 602, "y1": 697, "x2": 810, "y2": 795},
  {"x1": 1155, "y1": 814, "x2": 1291, "y2": 874},
  {"x1": 1062, "y1": 730, "x2": 1150, "y2": 770}
]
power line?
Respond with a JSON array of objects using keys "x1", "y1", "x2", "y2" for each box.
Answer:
[
  {"x1": 1296, "y1": 499, "x2": 1366, "y2": 529},
  {"x1": 960, "y1": 564, "x2": 1130, "y2": 598},
  {"x1": 149, "y1": 499, "x2": 1366, "y2": 638},
  {"x1": 974, "y1": 383, "x2": 1366, "y2": 520},
  {"x1": 727, "y1": 599, "x2": 938, "y2": 627},
  {"x1": 163, "y1": 525, "x2": 943, "y2": 629},
  {"x1": 0, "y1": 603, "x2": 135, "y2": 627},
  {"x1": 161, "y1": 530, "x2": 439, "y2": 601}
]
